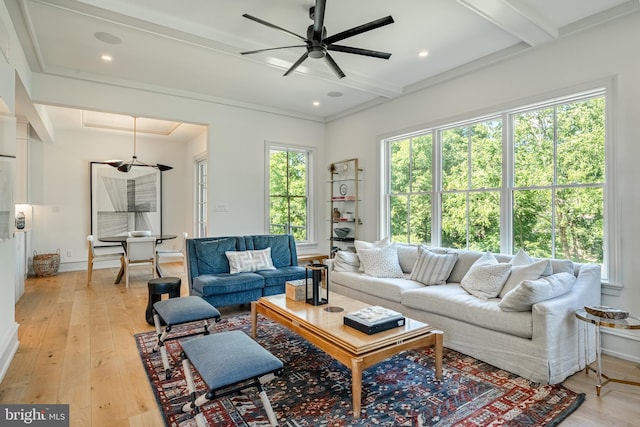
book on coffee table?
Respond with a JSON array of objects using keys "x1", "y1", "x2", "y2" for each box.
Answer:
[{"x1": 344, "y1": 306, "x2": 405, "y2": 335}]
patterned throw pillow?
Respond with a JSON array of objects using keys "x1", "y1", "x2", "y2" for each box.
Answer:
[
  {"x1": 225, "y1": 248, "x2": 276, "y2": 274},
  {"x1": 357, "y1": 243, "x2": 404, "y2": 278},
  {"x1": 460, "y1": 252, "x2": 512, "y2": 299},
  {"x1": 354, "y1": 237, "x2": 391, "y2": 272},
  {"x1": 409, "y1": 246, "x2": 458, "y2": 286}
]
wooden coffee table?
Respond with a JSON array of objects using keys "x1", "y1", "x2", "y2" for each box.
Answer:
[{"x1": 251, "y1": 292, "x2": 443, "y2": 417}]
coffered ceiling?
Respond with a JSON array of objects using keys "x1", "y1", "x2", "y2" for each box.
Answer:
[{"x1": 4, "y1": 0, "x2": 638, "y2": 122}]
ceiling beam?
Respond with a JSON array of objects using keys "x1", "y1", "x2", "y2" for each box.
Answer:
[{"x1": 457, "y1": 0, "x2": 557, "y2": 47}]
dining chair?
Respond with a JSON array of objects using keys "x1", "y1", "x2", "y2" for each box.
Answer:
[
  {"x1": 156, "y1": 232, "x2": 188, "y2": 273},
  {"x1": 124, "y1": 236, "x2": 157, "y2": 288},
  {"x1": 87, "y1": 235, "x2": 125, "y2": 285}
]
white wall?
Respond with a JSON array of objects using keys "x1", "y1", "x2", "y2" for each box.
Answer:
[
  {"x1": 326, "y1": 12, "x2": 640, "y2": 362},
  {"x1": 27, "y1": 125, "x2": 197, "y2": 270}
]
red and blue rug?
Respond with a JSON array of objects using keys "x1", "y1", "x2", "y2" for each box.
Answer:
[{"x1": 135, "y1": 313, "x2": 584, "y2": 426}]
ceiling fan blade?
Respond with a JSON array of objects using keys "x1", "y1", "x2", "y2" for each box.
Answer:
[
  {"x1": 323, "y1": 16, "x2": 394, "y2": 45},
  {"x1": 324, "y1": 53, "x2": 346, "y2": 79},
  {"x1": 241, "y1": 45, "x2": 306, "y2": 55},
  {"x1": 312, "y1": 0, "x2": 327, "y2": 41},
  {"x1": 242, "y1": 13, "x2": 307, "y2": 42},
  {"x1": 283, "y1": 52, "x2": 309, "y2": 76},
  {"x1": 327, "y1": 44, "x2": 391, "y2": 59}
]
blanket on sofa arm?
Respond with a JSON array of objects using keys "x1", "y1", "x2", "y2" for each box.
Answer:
[{"x1": 328, "y1": 240, "x2": 601, "y2": 384}]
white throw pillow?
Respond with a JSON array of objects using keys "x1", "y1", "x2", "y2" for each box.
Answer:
[
  {"x1": 357, "y1": 243, "x2": 404, "y2": 278},
  {"x1": 511, "y1": 248, "x2": 553, "y2": 276},
  {"x1": 225, "y1": 248, "x2": 276, "y2": 274},
  {"x1": 333, "y1": 251, "x2": 360, "y2": 272},
  {"x1": 499, "y1": 272, "x2": 577, "y2": 312},
  {"x1": 499, "y1": 249, "x2": 552, "y2": 298},
  {"x1": 354, "y1": 237, "x2": 391, "y2": 272},
  {"x1": 409, "y1": 246, "x2": 458, "y2": 286},
  {"x1": 460, "y1": 252, "x2": 512, "y2": 299}
]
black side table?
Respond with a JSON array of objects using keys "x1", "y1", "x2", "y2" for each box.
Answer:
[{"x1": 146, "y1": 277, "x2": 181, "y2": 324}]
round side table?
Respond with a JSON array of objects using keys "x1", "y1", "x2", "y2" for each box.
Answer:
[{"x1": 575, "y1": 308, "x2": 640, "y2": 395}]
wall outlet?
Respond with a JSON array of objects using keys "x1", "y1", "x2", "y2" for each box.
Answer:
[{"x1": 66, "y1": 250, "x2": 73, "y2": 258}]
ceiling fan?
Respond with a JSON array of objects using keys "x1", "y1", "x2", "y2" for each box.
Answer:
[{"x1": 240, "y1": 0, "x2": 394, "y2": 78}]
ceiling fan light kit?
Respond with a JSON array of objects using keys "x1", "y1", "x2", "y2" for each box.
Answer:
[
  {"x1": 106, "y1": 117, "x2": 173, "y2": 173},
  {"x1": 241, "y1": 0, "x2": 393, "y2": 78}
]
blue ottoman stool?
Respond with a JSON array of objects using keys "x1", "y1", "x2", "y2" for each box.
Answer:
[
  {"x1": 152, "y1": 296, "x2": 221, "y2": 379},
  {"x1": 180, "y1": 330, "x2": 283, "y2": 427}
]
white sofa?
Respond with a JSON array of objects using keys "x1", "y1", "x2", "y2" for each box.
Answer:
[{"x1": 327, "y1": 244, "x2": 601, "y2": 384}]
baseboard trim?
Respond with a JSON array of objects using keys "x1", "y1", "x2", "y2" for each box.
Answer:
[{"x1": 0, "y1": 321, "x2": 20, "y2": 384}]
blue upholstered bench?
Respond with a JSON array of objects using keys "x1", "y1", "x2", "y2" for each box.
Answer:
[
  {"x1": 152, "y1": 296, "x2": 221, "y2": 379},
  {"x1": 180, "y1": 330, "x2": 284, "y2": 426}
]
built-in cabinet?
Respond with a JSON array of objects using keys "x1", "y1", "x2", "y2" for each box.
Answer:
[{"x1": 329, "y1": 158, "x2": 362, "y2": 256}]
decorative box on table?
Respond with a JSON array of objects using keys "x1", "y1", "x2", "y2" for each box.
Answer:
[
  {"x1": 344, "y1": 306, "x2": 405, "y2": 335},
  {"x1": 286, "y1": 279, "x2": 308, "y2": 301}
]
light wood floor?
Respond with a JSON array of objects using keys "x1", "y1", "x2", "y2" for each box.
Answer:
[{"x1": 1, "y1": 264, "x2": 639, "y2": 426}]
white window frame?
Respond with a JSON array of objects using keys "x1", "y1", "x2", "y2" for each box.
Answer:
[
  {"x1": 194, "y1": 154, "x2": 207, "y2": 238},
  {"x1": 381, "y1": 83, "x2": 618, "y2": 292},
  {"x1": 264, "y1": 142, "x2": 316, "y2": 247}
]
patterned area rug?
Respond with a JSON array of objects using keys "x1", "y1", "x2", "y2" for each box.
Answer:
[{"x1": 135, "y1": 313, "x2": 584, "y2": 427}]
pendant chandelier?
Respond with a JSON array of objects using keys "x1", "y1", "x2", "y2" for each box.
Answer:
[{"x1": 106, "y1": 116, "x2": 173, "y2": 172}]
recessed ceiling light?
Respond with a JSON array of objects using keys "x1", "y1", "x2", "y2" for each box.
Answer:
[
  {"x1": 313, "y1": 101, "x2": 320, "y2": 107},
  {"x1": 101, "y1": 54, "x2": 113, "y2": 62},
  {"x1": 95, "y1": 32, "x2": 122, "y2": 45},
  {"x1": 327, "y1": 91, "x2": 343, "y2": 98},
  {"x1": 418, "y1": 51, "x2": 429, "y2": 58}
]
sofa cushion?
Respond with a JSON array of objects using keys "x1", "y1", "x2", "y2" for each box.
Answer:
[
  {"x1": 409, "y1": 246, "x2": 458, "y2": 286},
  {"x1": 499, "y1": 259, "x2": 550, "y2": 298},
  {"x1": 396, "y1": 244, "x2": 418, "y2": 273},
  {"x1": 255, "y1": 265, "x2": 306, "y2": 287},
  {"x1": 243, "y1": 235, "x2": 297, "y2": 268},
  {"x1": 461, "y1": 252, "x2": 511, "y2": 299},
  {"x1": 192, "y1": 272, "x2": 265, "y2": 296},
  {"x1": 401, "y1": 284, "x2": 533, "y2": 338},
  {"x1": 333, "y1": 251, "x2": 360, "y2": 272},
  {"x1": 499, "y1": 272, "x2": 577, "y2": 312},
  {"x1": 225, "y1": 248, "x2": 276, "y2": 274},
  {"x1": 358, "y1": 243, "x2": 404, "y2": 278},
  {"x1": 193, "y1": 237, "x2": 242, "y2": 275},
  {"x1": 446, "y1": 249, "x2": 484, "y2": 283},
  {"x1": 331, "y1": 271, "x2": 424, "y2": 303}
]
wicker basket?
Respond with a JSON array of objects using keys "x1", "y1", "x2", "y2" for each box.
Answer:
[{"x1": 33, "y1": 249, "x2": 61, "y2": 277}]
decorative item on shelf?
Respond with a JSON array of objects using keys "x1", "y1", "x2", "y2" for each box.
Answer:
[
  {"x1": 339, "y1": 183, "x2": 348, "y2": 195},
  {"x1": 344, "y1": 211, "x2": 353, "y2": 220},
  {"x1": 333, "y1": 207, "x2": 341, "y2": 219},
  {"x1": 584, "y1": 305, "x2": 629, "y2": 319},
  {"x1": 334, "y1": 227, "x2": 350, "y2": 239},
  {"x1": 15, "y1": 211, "x2": 25, "y2": 229},
  {"x1": 105, "y1": 116, "x2": 173, "y2": 173},
  {"x1": 305, "y1": 263, "x2": 329, "y2": 306}
]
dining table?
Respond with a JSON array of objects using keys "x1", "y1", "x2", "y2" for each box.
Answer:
[{"x1": 99, "y1": 234, "x2": 177, "y2": 284}]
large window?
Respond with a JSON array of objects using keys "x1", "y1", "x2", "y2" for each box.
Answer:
[
  {"x1": 385, "y1": 89, "x2": 608, "y2": 274},
  {"x1": 267, "y1": 145, "x2": 312, "y2": 242}
]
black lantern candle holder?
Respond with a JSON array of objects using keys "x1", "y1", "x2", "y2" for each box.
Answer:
[{"x1": 305, "y1": 263, "x2": 329, "y2": 306}]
